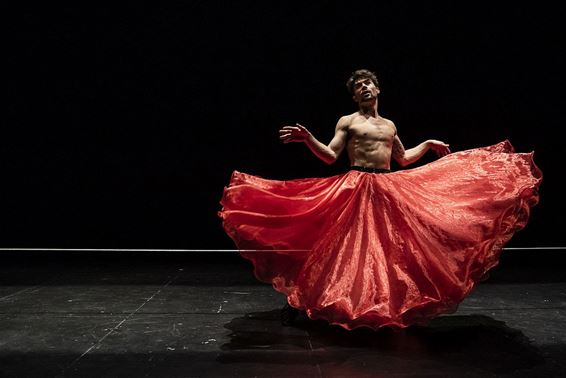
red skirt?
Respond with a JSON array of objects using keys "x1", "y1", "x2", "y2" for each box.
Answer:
[{"x1": 218, "y1": 140, "x2": 542, "y2": 330}]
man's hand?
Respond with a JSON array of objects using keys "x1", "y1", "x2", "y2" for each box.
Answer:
[
  {"x1": 427, "y1": 140, "x2": 451, "y2": 157},
  {"x1": 279, "y1": 123, "x2": 311, "y2": 144}
]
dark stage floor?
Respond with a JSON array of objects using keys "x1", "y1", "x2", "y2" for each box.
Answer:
[{"x1": 0, "y1": 250, "x2": 565, "y2": 377}]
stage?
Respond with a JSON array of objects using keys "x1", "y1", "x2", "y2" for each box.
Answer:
[
  {"x1": 4, "y1": 2, "x2": 566, "y2": 377},
  {"x1": 0, "y1": 249, "x2": 564, "y2": 377}
]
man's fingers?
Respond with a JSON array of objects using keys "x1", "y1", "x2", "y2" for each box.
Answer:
[
  {"x1": 437, "y1": 147, "x2": 451, "y2": 157},
  {"x1": 280, "y1": 126, "x2": 296, "y2": 132},
  {"x1": 432, "y1": 143, "x2": 451, "y2": 154},
  {"x1": 280, "y1": 123, "x2": 307, "y2": 144},
  {"x1": 280, "y1": 126, "x2": 300, "y2": 133}
]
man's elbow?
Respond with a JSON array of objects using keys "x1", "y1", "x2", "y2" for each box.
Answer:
[
  {"x1": 324, "y1": 156, "x2": 337, "y2": 165},
  {"x1": 324, "y1": 152, "x2": 338, "y2": 165},
  {"x1": 397, "y1": 157, "x2": 410, "y2": 167}
]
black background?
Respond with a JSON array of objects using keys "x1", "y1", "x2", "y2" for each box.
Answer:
[{"x1": 4, "y1": 3, "x2": 565, "y2": 249}]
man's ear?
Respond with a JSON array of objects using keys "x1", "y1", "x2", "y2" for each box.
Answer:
[{"x1": 352, "y1": 95, "x2": 357, "y2": 102}]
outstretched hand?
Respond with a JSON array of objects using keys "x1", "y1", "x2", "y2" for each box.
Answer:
[
  {"x1": 279, "y1": 123, "x2": 311, "y2": 144},
  {"x1": 428, "y1": 140, "x2": 451, "y2": 157}
]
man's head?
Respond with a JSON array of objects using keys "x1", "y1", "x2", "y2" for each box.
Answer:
[{"x1": 346, "y1": 69, "x2": 380, "y2": 104}]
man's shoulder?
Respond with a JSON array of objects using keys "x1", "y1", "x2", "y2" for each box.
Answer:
[
  {"x1": 380, "y1": 117, "x2": 396, "y2": 130},
  {"x1": 380, "y1": 116, "x2": 394, "y2": 125},
  {"x1": 337, "y1": 112, "x2": 358, "y2": 125},
  {"x1": 333, "y1": 114, "x2": 348, "y2": 130}
]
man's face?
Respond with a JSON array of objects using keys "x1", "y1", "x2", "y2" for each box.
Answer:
[{"x1": 352, "y1": 78, "x2": 380, "y2": 103}]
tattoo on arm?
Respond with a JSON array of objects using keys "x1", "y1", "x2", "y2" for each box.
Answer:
[{"x1": 392, "y1": 137, "x2": 405, "y2": 160}]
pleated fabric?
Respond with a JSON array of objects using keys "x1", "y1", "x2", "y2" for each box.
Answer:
[{"x1": 218, "y1": 140, "x2": 542, "y2": 330}]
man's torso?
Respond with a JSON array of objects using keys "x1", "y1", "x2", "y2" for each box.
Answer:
[{"x1": 343, "y1": 112, "x2": 396, "y2": 169}]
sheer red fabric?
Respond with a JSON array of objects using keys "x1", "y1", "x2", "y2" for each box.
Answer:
[{"x1": 218, "y1": 140, "x2": 542, "y2": 330}]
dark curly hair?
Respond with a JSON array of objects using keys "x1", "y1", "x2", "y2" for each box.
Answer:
[{"x1": 346, "y1": 69, "x2": 380, "y2": 95}]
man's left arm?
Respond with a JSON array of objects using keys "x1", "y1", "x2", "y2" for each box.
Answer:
[{"x1": 392, "y1": 136, "x2": 450, "y2": 167}]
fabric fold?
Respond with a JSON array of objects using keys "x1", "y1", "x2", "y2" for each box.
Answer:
[{"x1": 218, "y1": 140, "x2": 542, "y2": 330}]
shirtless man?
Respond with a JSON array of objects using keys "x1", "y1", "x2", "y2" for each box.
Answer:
[
  {"x1": 279, "y1": 69, "x2": 450, "y2": 169},
  {"x1": 277, "y1": 69, "x2": 451, "y2": 324}
]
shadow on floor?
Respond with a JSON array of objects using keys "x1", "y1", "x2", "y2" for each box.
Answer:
[{"x1": 220, "y1": 310, "x2": 550, "y2": 375}]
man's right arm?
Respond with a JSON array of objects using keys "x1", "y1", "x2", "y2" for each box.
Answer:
[{"x1": 279, "y1": 117, "x2": 349, "y2": 165}]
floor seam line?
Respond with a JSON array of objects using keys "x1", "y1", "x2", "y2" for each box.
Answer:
[
  {"x1": 61, "y1": 269, "x2": 183, "y2": 373},
  {"x1": 305, "y1": 331, "x2": 324, "y2": 377}
]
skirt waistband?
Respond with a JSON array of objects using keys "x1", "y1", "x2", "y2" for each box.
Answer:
[{"x1": 350, "y1": 166, "x2": 391, "y2": 174}]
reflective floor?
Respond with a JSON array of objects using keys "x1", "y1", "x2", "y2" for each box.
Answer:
[{"x1": 0, "y1": 250, "x2": 565, "y2": 377}]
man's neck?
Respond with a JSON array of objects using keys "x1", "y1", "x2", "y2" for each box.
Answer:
[{"x1": 359, "y1": 102, "x2": 379, "y2": 118}]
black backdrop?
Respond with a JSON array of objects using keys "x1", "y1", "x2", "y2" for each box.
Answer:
[{"x1": 4, "y1": 3, "x2": 565, "y2": 249}]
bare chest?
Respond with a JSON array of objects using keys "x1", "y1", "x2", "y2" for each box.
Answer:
[{"x1": 348, "y1": 118, "x2": 396, "y2": 143}]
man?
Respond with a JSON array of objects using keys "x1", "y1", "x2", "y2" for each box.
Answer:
[
  {"x1": 278, "y1": 69, "x2": 451, "y2": 172},
  {"x1": 276, "y1": 69, "x2": 451, "y2": 325},
  {"x1": 219, "y1": 69, "x2": 541, "y2": 331}
]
